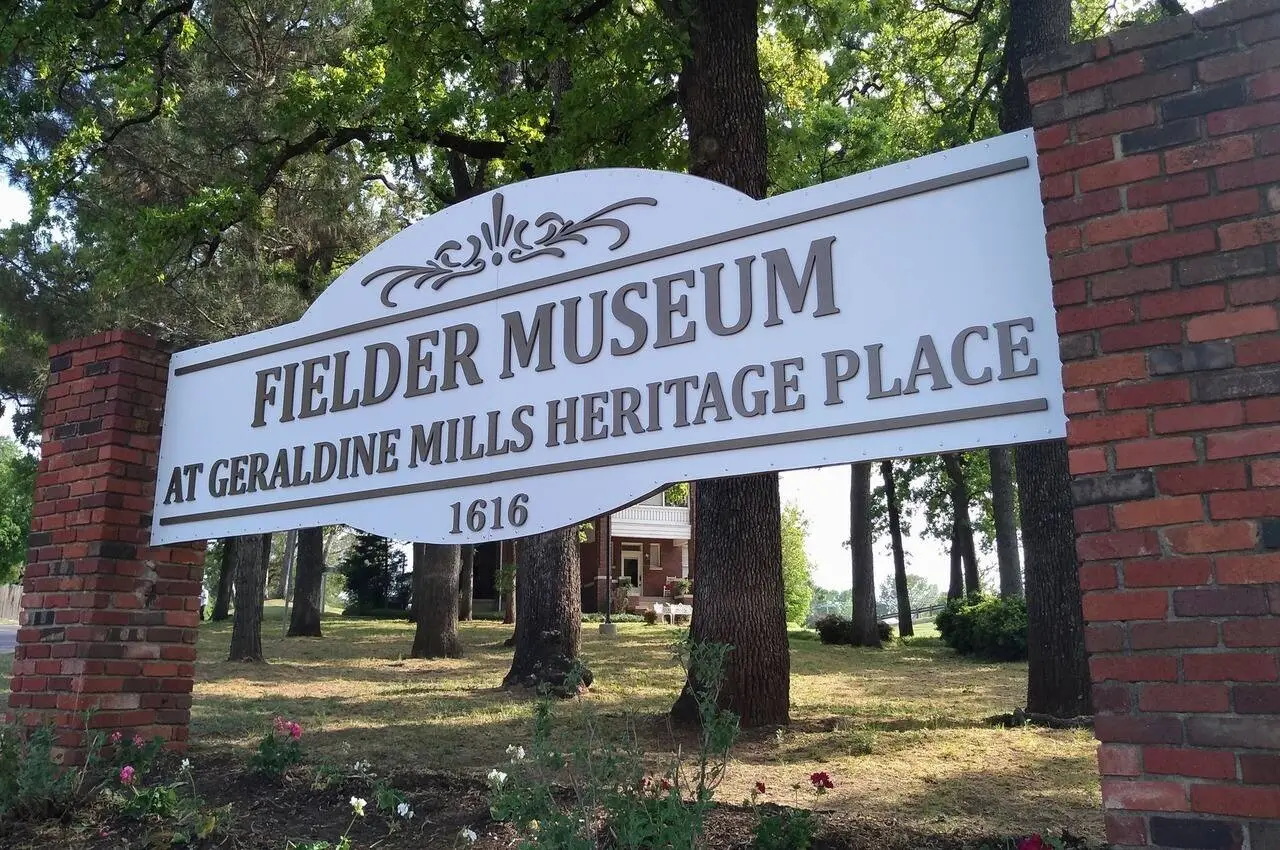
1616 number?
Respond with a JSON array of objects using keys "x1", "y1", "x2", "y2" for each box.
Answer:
[{"x1": 449, "y1": 493, "x2": 529, "y2": 534}]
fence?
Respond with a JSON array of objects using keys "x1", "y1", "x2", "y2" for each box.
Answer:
[{"x1": 0, "y1": 585, "x2": 21, "y2": 621}]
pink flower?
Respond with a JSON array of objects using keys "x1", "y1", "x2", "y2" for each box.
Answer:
[
  {"x1": 273, "y1": 716, "x2": 287, "y2": 733},
  {"x1": 809, "y1": 771, "x2": 834, "y2": 790},
  {"x1": 109, "y1": 731, "x2": 122, "y2": 745},
  {"x1": 132, "y1": 734, "x2": 145, "y2": 748},
  {"x1": 1016, "y1": 837, "x2": 1052, "y2": 850},
  {"x1": 287, "y1": 721, "x2": 302, "y2": 741},
  {"x1": 119, "y1": 765, "x2": 136, "y2": 786}
]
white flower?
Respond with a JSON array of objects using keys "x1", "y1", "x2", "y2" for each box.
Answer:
[
  {"x1": 350, "y1": 796, "x2": 367, "y2": 817},
  {"x1": 487, "y1": 769, "x2": 507, "y2": 788},
  {"x1": 180, "y1": 759, "x2": 191, "y2": 771},
  {"x1": 396, "y1": 802, "x2": 414, "y2": 819},
  {"x1": 459, "y1": 827, "x2": 478, "y2": 844},
  {"x1": 506, "y1": 744, "x2": 525, "y2": 762}
]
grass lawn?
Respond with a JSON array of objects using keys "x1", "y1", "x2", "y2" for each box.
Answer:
[{"x1": 187, "y1": 609, "x2": 1101, "y2": 841}]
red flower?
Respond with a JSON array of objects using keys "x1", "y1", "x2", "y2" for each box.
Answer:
[
  {"x1": 808, "y1": 771, "x2": 834, "y2": 790},
  {"x1": 1016, "y1": 837, "x2": 1052, "y2": 850},
  {"x1": 659, "y1": 778, "x2": 672, "y2": 791},
  {"x1": 755, "y1": 781, "x2": 767, "y2": 795}
]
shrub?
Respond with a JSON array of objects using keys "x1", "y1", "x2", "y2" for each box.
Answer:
[
  {"x1": 341, "y1": 605, "x2": 412, "y2": 620},
  {"x1": 813, "y1": 615, "x2": 894, "y2": 646},
  {"x1": 936, "y1": 595, "x2": 1028, "y2": 661},
  {"x1": 643, "y1": 609, "x2": 659, "y2": 625},
  {"x1": 582, "y1": 613, "x2": 646, "y2": 623},
  {"x1": 250, "y1": 717, "x2": 304, "y2": 780}
]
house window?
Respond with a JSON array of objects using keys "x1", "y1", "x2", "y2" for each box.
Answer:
[{"x1": 648, "y1": 542, "x2": 662, "y2": 570}]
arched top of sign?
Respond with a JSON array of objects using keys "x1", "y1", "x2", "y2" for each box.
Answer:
[{"x1": 152, "y1": 131, "x2": 1064, "y2": 545}]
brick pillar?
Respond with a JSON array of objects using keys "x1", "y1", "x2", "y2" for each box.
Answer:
[
  {"x1": 1028, "y1": 1, "x2": 1280, "y2": 846},
  {"x1": 7, "y1": 331, "x2": 205, "y2": 761}
]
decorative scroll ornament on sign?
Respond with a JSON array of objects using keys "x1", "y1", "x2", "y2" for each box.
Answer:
[{"x1": 360, "y1": 192, "x2": 659, "y2": 307}]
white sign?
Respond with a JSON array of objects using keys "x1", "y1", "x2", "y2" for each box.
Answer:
[{"x1": 151, "y1": 130, "x2": 1063, "y2": 545}]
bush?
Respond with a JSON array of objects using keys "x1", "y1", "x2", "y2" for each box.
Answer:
[
  {"x1": 341, "y1": 605, "x2": 412, "y2": 620},
  {"x1": 935, "y1": 595, "x2": 1028, "y2": 661},
  {"x1": 581, "y1": 613, "x2": 646, "y2": 623},
  {"x1": 643, "y1": 609, "x2": 659, "y2": 625},
  {"x1": 813, "y1": 615, "x2": 894, "y2": 646}
]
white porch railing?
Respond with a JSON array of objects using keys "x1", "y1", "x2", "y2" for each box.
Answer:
[{"x1": 611, "y1": 504, "x2": 691, "y2": 540}]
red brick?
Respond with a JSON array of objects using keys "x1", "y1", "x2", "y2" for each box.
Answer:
[
  {"x1": 1140, "y1": 683, "x2": 1230, "y2": 713},
  {"x1": 1208, "y1": 101, "x2": 1280, "y2": 135},
  {"x1": 1198, "y1": 39, "x2": 1280, "y2": 84},
  {"x1": 1131, "y1": 229, "x2": 1218, "y2": 265},
  {"x1": 1143, "y1": 746, "x2": 1237, "y2": 780},
  {"x1": 1125, "y1": 556, "x2": 1214, "y2": 588},
  {"x1": 1063, "y1": 352, "x2": 1148, "y2": 388},
  {"x1": 1237, "y1": 336, "x2": 1280, "y2": 366},
  {"x1": 1106, "y1": 378, "x2": 1190, "y2": 409},
  {"x1": 1171, "y1": 190, "x2": 1262, "y2": 228},
  {"x1": 1105, "y1": 813, "x2": 1148, "y2": 847},
  {"x1": 1083, "y1": 589, "x2": 1170, "y2": 620},
  {"x1": 1241, "y1": 753, "x2": 1280, "y2": 784},
  {"x1": 1045, "y1": 188, "x2": 1124, "y2": 225},
  {"x1": 1230, "y1": 275, "x2": 1280, "y2": 306},
  {"x1": 1103, "y1": 779, "x2": 1189, "y2": 812},
  {"x1": 1068, "y1": 411, "x2": 1150, "y2": 446},
  {"x1": 1155, "y1": 402, "x2": 1246, "y2": 434},
  {"x1": 1128, "y1": 172, "x2": 1209, "y2": 208},
  {"x1": 1051, "y1": 244, "x2": 1129, "y2": 281},
  {"x1": 1224, "y1": 619, "x2": 1280, "y2": 647},
  {"x1": 1192, "y1": 783, "x2": 1280, "y2": 818},
  {"x1": 1206, "y1": 425, "x2": 1280, "y2": 459},
  {"x1": 1186, "y1": 305, "x2": 1280, "y2": 340},
  {"x1": 1057, "y1": 300, "x2": 1135, "y2": 333},
  {"x1": 1075, "y1": 504, "x2": 1113, "y2": 534},
  {"x1": 1065, "y1": 389, "x2": 1100, "y2": 415},
  {"x1": 1069, "y1": 447, "x2": 1109, "y2": 475},
  {"x1": 1113, "y1": 495, "x2": 1204, "y2": 529},
  {"x1": 1219, "y1": 213, "x2": 1280, "y2": 251},
  {"x1": 1254, "y1": 67, "x2": 1280, "y2": 99},
  {"x1": 1078, "y1": 529, "x2": 1161, "y2": 560},
  {"x1": 1046, "y1": 225, "x2": 1082, "y2": 254},
  {"x1": 1217, "y1": 154, "x2": 1280, "y2": 190},
  {"x1": 1041, "y1": 171, "x2": 1074, "y2": 200},
  {"x1": 1185, "y1": 652, "x2": 1279, "y2": 682},
  {"x1": 1254, "y1": 458, "x2": 1280, "y2": 486},
  {"x1": 1038, "y1": 121, "x2": 1079, "y2": 156},
  {"x1": 1029, "y1": 76, "x2": 1065, "y2": 106},
  {"x1": 1165, "y1": 522, "x2": 1257, "y2": 554},
  {"x1": 1115, "y1": 437, "x2": 1199, "y2": 469},
  {"x1": 1085, "y1": 207, "x2": 1169, "y2": 245},
  {"x1": 1067, "y1": 52, "x2": 1145, "y2": 93},
  {"x1": 1216, "y1": 552, "x2": 1280, "y2": 585},
  {"x1": 1246, "y1": 396, "x2": 1280, "y2": 424},
  {"x1": 1098, "y1": 743, "x2": 1142, "y2": 777},
  {"x1": 1165, "y1": 136, "x2": 1255, "y2": 174},
  {"x1": 1090, "y1": 264, "x2": 1172, "y2": 299},
  {"x1": 1079, "y1": 561, "x2": 1118, "y2": 589},
  {"x1": 1175, "y1": 586, "x2": 1270, "y2": 617},
  {"x1": 1079, "y1": 153, "x2": 1161, "y2": 192},
  {"x1": 1087, "y1": 623, "x2": 1125, "y2": 653},
  {"x1": 1093, "y1": 654, "x2": 1178, "y2": 682},
  {"x1": 1130, "y1": 619, "x2": 1219, "y2": 649},
  {"x1": 1210, "y1": 489, "x2": 1280, "y2": 518},
  {"x1": 1078, "y1": 104, "x2": 1157, "y2": 140},
  {"x1": 1235, "y1": 683, "x2": 1280, "y2": 714},
  {"x1": 1040, "y1": 137, "x2": 1116, "y2": 176}
]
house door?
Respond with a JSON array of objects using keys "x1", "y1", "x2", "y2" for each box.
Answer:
[{"x1": 621, "y1": 548, "x2": 642, "y2": 590}]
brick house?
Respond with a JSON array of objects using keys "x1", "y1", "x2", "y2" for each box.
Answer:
[{"x1": 469, "y1": 487, "x2": 695, "y2": 614}]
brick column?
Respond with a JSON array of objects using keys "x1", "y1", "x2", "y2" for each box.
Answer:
[
  {"x1": 1028, "y1": 1, "x2": 1280, "y2": 847},
  {"x1": 7, "y1": 331, "x2": 205, "y2": 761}
]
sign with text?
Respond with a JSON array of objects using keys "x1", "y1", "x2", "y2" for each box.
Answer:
[{"x1": 151, "y1": 130, "x2": 1063, "y2": 545}]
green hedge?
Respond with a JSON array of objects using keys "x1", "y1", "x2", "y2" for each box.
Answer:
[
  {"x1": 812, "y1": 614, "x2": 895, "y2": 645},
  {"x1": 935, "y1": 595, "x2": 1028, "y2": 661}
]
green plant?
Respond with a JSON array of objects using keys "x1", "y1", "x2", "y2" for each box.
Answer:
[
  {"x1": 642, "y1": 609, "x2": 659, "y2": 625},
  {"x1": 936, "y1": 595, "x2": 1028, "y2": 661},
  {"x1": 813, "y1": 614, "x2": 895, "y2": 646},
  {"x1": 0, "y1": 723, "x2": 100, "y2": 820},
  {"x1": 249, "y1": 717, "x2": 304, "y2": 779},
  {"x1": 753, "y1": 808, "x2": 816, "y2": 850},
  {"x1": 672, "y1": 578, "x2": 692, "y2": 596},
  {"x1": 487, "y1": 639, "x2": 739, "y2": 849}
]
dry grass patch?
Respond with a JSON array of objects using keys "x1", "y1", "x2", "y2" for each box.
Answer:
[{"x1": 188, "y1": 611, "x2": 1100, "y2": 841}]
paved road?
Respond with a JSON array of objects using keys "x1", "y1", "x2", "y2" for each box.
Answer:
[{"x1": 0, "y1": 624, "x2": 17, "y2": 654}]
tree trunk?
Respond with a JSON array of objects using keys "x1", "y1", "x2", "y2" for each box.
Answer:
[
  {"x1": 211, "y1": 538, "x2": 236, "y2": 621},
  {"x1": 458, "y1": 544, "x2": 474, "y2": 622},
  {"x1": 849, "y1": 463, "x2": 881, "y2": 647},
  {"x1": 274, "y1": 533, "x2": 291, "y2": 599},
  {"x1": 1000, "y1": 0, "x2": 1087, "y2": 718},
  {"x1": 287, "y1": 527, "x2": 325, "y2": 637},
  {"x1": 880, "y1": 461, "x2": 913, "y2": 638},
  {"x1": 501, "y1": 557, "x2": 516, "y2": 625},
  {"x1": 412, "y1": 543, "x2": 463, "y2": 659},
  {"x1": 228, "y1": 533, "x2": 270, "y2": 662},
  {"x1": 948, "y1": 523, "x2": 964, "y2": 601},
  {"x1": 943, "y1": 453, "x2": 981, "y2": 595},
  {"x1": 990, "y1": 447, "x2": 1024, "y2": 598},
  {"x1": 503, "y1": 528, "x2": 588, "y2": 694},
  {"x1": 671, "y1": 473, "x2": 791, "y2": 726},
  {"x1": 666, "y1": 0, "x2": 787, "y2": 729}
]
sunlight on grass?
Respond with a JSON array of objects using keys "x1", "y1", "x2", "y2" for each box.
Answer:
[{"x1": 190, "y1": 614, "x2": 1101, "y2": 839}]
